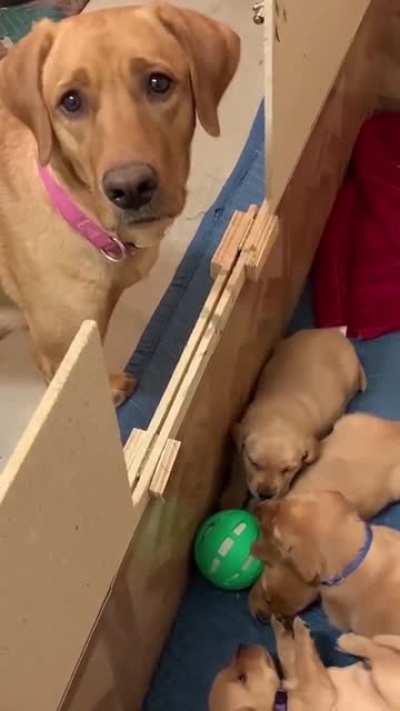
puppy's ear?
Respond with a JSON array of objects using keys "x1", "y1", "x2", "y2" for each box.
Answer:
[
  {"x1": 0, "y1": 20, "x2": 55, "y2": 165},
  {"x1": 155, "y1": 3, "x2": 240, "y2": 136},
  {"x1": 267, "y1": 516, "x2": 321, "y2": 585},
  {"x1": 282, "y1": 538, "x2": 321, "y2": 586}
]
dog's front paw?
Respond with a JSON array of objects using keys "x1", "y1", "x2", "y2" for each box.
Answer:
[{"x1": 110, "y1": 373, "x2": 136, "y2": 407}]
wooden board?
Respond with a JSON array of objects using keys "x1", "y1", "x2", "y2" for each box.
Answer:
[
  {"x1": 0, "y1": 322, "x2": 133, "y2": 711},
  {"x1": 62, "y1": 2, "x2": 396, "y2": 709},
  {"x1": 266, "y1": 0, "x2": 371, "y2": 211}
]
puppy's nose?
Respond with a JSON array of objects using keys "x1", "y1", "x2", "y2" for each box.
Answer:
[
  {"x1": 253, "y1": 485, "x2": 274, "y2": 501},
  {"x1": 102, "y1": 163, "x2": 158, "y2": 210}
]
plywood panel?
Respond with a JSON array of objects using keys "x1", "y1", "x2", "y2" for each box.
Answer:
[
  {"x1": 266, "y1": 0, "x2": 371, "y2": 210},
  {"x1": 0, "y1": 321, "x2": 133, "y2": 711}
]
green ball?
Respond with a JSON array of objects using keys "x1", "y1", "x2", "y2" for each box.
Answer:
[{"x1": 194, "y1": 509, "x2": 264, "y2": 590}]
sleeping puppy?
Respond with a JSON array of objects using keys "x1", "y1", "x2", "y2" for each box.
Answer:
[
  {"x1": 209, "y1": 616, "x2": 400, "y2": 710},
  {"x1": 245, "y1": 412, "x2": 400, "y2": 622},
  {"x1": 0, "y1": 5, "x2": 239, "y2": 405},
  {"x1": 223, "y1": 329, "x2": 366, "y2": 502},
  {"x1": 257, "y1": 491, "x2": 400, "y2": 636},
  {"x1": 248, "y1": 412, "x2": 400, "y2": 623}
]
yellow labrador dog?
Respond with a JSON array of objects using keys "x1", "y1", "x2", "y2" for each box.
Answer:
[
  {"x1": 224, "y1": 329, "x2": 366, "y2": 501},
  {"x1": 209, "y1": 616, "x2": 400, "y2": 710},
  {"x1": 258, "y1": 491, "x2": 400, "y2": 637},
  {"x1": 250, "y1": 413, "x2": 400, "y2": 623},
  {"x1": 0, "y1": 4, "x2": 239, "y2": 404}
]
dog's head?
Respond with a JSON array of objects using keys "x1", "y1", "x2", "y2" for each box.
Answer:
[
  {"x1": 233, "y1": 422, "x2": 319, "y2": 499},
  {"x1": 253, "y1": 491, "x2": 357, "y2": 585},
  {"x1": 248, "y1": 563, "x2": 318, "y2": 623},
  {"x1": 0, "y1": 4, "x2": 240, "y2": 246},
  {"x1": 209, "y1": 645, "x2": 279, "y2": 711}
]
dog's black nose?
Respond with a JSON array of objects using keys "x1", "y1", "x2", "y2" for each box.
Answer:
[{"x1": 103, "y1": 163, "x2": 158, "y2": 210}]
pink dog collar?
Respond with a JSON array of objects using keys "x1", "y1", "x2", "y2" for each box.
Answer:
[{"x1": 39, "y1": 166, "x2": 135, "y2": 262}]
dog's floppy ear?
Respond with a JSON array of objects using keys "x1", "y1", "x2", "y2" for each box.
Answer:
[
  {"x1": 0, "y1": 20, "x2": 55, "y2": 164},
  {"x1": 155, "y1": 3, "x2": 240, "y2": 136},
  {"x1": 279, "y1": 534, "x2": 321, "y2": 586},
  {"x1": 264, "y1": 507, "x2": 321, "y2": 585}
]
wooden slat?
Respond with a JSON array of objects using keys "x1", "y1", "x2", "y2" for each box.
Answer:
[
  {"x1": 0, "y1": 322, "x2": 133, "y2": 711},
  {"x1": 211, "y1": 206, "x2": 257, "y2": 278},
  {"x1": 150, "y1": 438, "x2": 181, "y2": 498},
  {"x1": 124, "y1": 206, "x2": 257, "y2": 492},
  {"x1": 245, "y1": 210, "x2": 279, "y2": 282},
  {"x1": 132, "y1": 253, "x2": 247, "y2": 508},
  {"x1": 124, "y1": 428, "x2": 153, "y2": 489}
]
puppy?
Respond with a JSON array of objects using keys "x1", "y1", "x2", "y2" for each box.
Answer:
[
  {"x1": 225, "y1": 329, "x2": 366, "y2": 501},
  {"x1": 209, "y1": 643, "x2": 279, "y2": 711},
  {"x1": 209, "y1": 616, "x2": 400, "y2": 710},
  {"x1": 247, "y1": 412, "x2": 400, "y2": 622},
  {"x1": 286, "y1": 413, "x2": 400, "y2": 518},
  {"x1": 0, "y1": 5, "x2": 240, "y2": 404},
  {"x1": 257, "y1": 491, "x2": 400, "y2": 636}
]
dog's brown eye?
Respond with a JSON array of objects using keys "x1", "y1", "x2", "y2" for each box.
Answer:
[
  {"x1": 281, "y1": 467, "x2": 290, "y2": 474},
  {"x1": 148, "y1": 72, "x2": 172, "y2": 95},
  {"x1": 237, "y1": 673, "x2": 247, "y2": 684},
  {"x1": 60, "y1": 90, "x2": 83, "y2": 114}
]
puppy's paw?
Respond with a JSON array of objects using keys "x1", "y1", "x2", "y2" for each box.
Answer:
[
  {"x1": 110, "y1": 373, "x2": 136, "y2": 407},
  {"x1": 293, "y1": 616, "x2": 311, "y2": 641},
  {"x1": 337, "y1": 633, "x2": 367, "y2": 656}
]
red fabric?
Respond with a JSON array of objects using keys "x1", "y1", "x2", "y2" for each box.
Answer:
[{"x1": 313, "y1": 113, "x2": 400, "y2": 340}]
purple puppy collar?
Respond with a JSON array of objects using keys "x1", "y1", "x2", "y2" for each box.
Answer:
[
  {"x1": 274, "y1": 689, "x2": 288, "y2": 710},
  {"x1": 321, "y1": 524, "x2": 373, "y2": 587}
]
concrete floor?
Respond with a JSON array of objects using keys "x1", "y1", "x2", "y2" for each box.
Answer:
[{"x1": 0, "y1": 1, "x2": 263, "y2": 469}]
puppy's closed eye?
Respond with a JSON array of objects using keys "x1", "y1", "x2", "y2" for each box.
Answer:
[{"x1": 244, "y1": 449, "x2": 263, "y2": 471}]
